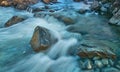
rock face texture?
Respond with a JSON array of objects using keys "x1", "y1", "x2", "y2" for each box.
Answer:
[
  {"x1": 0, "y1": 0, "x2": 39, "y2": 9},
  {"x1": 5, "y1": 16, "x2": 25, "y2": 27},
  {"x1": 77, "y1": 41, "x2": 116, "y2": 59},
  {"x1": 30, "y1": 26, "x2": 58, "y2": 52}
]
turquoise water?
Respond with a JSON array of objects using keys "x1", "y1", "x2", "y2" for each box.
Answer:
[{"x1": 0, "y1": 1, "x2": 120, "y2": 72}]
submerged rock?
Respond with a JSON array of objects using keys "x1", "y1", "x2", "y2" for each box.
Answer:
[
  {"x1": 5, "y1": 16, "x2": 25, "y2": 27},
  {"x1": 30, "y1": 26, "x2": 58, "y2": 52}
]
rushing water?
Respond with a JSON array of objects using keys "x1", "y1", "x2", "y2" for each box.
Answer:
[{"x1": 0, "y1": 1, "x2": 120, "y2": 72}]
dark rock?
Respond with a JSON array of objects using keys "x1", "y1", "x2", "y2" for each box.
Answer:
[
  {"x1": 49, "y1": 10, "x2": 55, "y2": 12},
  {"x1": 73, "y1": 0, "x2": 81, "y2": 2},
  {"x1": 32, "y1": 8, "x2": 44, "y2": 13},
  {"x1": 34, "y1": 12, "x2": 47, "y2": 18},
  {"x1": 90, "y1": 1, "x2": 101, "y2": 11},
  {"x1": 5, "y1": 16, "x2": 25, "y2": 27},
  {"x1": 30, "y1": 26, "x2": 58, "y2": 52}
]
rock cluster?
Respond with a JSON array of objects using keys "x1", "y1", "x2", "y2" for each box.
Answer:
[{"x1": 0, "y1": 0, "x2": 39, "y2": 9}]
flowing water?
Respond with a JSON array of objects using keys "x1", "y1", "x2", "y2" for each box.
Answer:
[{"x1": 0, "y1": 1, "x2": 120, "y2": 72}]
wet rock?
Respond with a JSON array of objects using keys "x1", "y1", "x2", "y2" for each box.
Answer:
[
  {"x1": 73, "y1": 0, "x2": 81, "y2": 2},
  {"x1": 90, "y1": 1, "x2": 101, "y2": 11},
  {"x1": 49, "y1": 10, "x2": 55, "y2": 12},
  {"x1": 60, "y1": 16, "x2": 75, "y2": 25},
  {"x1": 30, "y1": 26, "x2": 58, "y2": 52},
  {"x1": 0, "y1": 0, "x2": 38, "y2": 10},
  {"x1": 109, "y1": 59, "x2": 114, "y2": 66},
  {"x1": 32, "y1": 8, "x2": 44, "y2": 13},
  {"x1": 5, "y1": 16, "x2": 25, "y2": 27},
  {"x1": 0, "y1": 0, "x2": 12, "y2": 6},
  {"x1": 77, "y1": 41, "x2": 116, "y2": 59},
  {"x1": 34, "y1": 12, "x2": 47, "y2": 18},
  {"x1": 85, "y1": 59, "x2": 92, "y2": 70},
  {"x1": 93, "y1": 57, "x2": 100, "y2": 60},
  {"x1": 94, "y1": 60, "x2": 103, "y2": 68},
  {"x1": 113, "y1": 0, "x2": 120, "y2": 8},
  {"x1": 42, "y1": 0, "x2": 51, "y2": 3},
  {"x1": 77, "y1": 9, "x2": 87, "y2": 14},
  {"x1": 102, "y1": 67, "x2": 120, "y2": 72},
  {"x1": 109, "y1": 9, "x2": 120, "y2": 25},
  {"x1": 101, "y1": 59, "x2": 109, "y2": 66},
  {"x1": 42, "y1": 0, "x2": 57, "y2": 4}
]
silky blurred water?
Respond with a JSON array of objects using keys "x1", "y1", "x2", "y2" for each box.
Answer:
[{"x1": 0, "y1": 0, "x2": 120, "y2": 72}]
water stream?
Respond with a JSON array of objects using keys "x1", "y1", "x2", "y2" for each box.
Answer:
[{"x1": 0, "y1": 1, "x2": 120, "y2": 72}]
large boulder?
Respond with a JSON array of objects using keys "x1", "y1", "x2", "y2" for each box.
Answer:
[
  {"x1": 30, "y1": 26, "x2": 58, "y2": 52},
  {"x1": 109, "y1": 9, "x2": 120, "y2": 25},
  {"x1": 5, "y1": 16, "x2": 25, "y2": 27},
  {"x1": 77, "y1": 40, "x2": 116, "y2": 59}
]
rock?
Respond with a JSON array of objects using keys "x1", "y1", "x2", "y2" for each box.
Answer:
[
  {"x1": 49, "y1": 10, "x2": 55, "y2": 12},
  {"x1": 32, "y1": 8, "x2": 44, "y2": 13},
  {"x1": 77, "y1": 9, "x2": 87, "y2": 14},
  {"x1": 113, "y1": 0, "x2": 120, "y2": 8},
  {"x1": 84, "y1": 59, "x2": 92, "y2": 70},
  {"x1": 42, "y1": 0, "x2": 51, "y2": 3},
  {"x1": 42, "y1": 0, "x2": 57, "y2": 4},
  {"x1": 77, "y1": 41, "x2": 116, "y2": 59},
  {"x1": 0, "y1": 0, "x2": 12, "y2": 6},
  {"x1": 90, "y1": 1, "x2": 101, "y2": 11},
  {"x1": 109, "y1": 59, "x2": 114, "y2": 66},
  {"x1": 34, "y1": 12, "x2": 47, "y2": 18},
  {"x1": 60, "y1": 16, "x2": 75, "y2": 25},
  {"x1": 30, "y1": 26, "x2": 58, "y2": 52},
  {"x1": 102, "y1": 67, "x2": 120, "y2": 72},
  {"x1": 109, "y1": 9, "x2": 120, "y2": 25},
  {"x1": 73, "y1": 0, "x2": 81, "y2": 2},
  {"x1": 93, "y1": 57, "x2": 100, "y2": 60},
  {"x1": 5, "y1": 16, "x2": 25, "y2": 27},
  {"x1": 102, "y1": 59, "x2": 109, "y2": 66},
  {"x1": 94, "y1": 60, "x2": 103, "y2": 68},
  {"x1": 0, "y1": 0, "x2": 38, "y2": 10}
]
